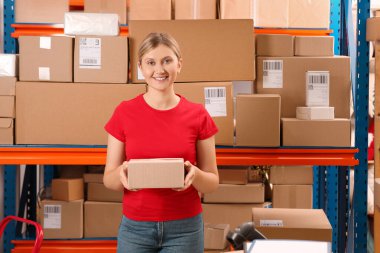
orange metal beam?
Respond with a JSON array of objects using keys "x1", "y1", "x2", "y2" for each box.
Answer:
[
  {"x1": 0, "y1": 147, "x2": 358, "y2": 166},
  {"x1": 69, "y1": 0, "x2": 84, "y2": 7},
  {"x1": 254, "y1": 28, "x2": 333, "y2": 36}
]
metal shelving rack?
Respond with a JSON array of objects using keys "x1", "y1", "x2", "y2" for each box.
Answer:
[{"x1": 2, "y1": 0, "x2": 370, "y2": 252}]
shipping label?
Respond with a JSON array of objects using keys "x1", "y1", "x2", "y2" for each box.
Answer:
[
  {"x1": 260, "y1": 219, "x2": 284, "y2": 227},
  {"x1": 39, "y1": 37, "x2": 51, "y2": 49},
  {"x1": 43, "y1": 205, "x2": 62, "y2": 229},
  {"x1": 204, "y1": 87, "x2": 227, "y2": 117},
  {"x1": 306, "y1": 71, "x2": 330, "y2": 107},
  {"x1": 79, "y1": 38, "x2": 101, "y2": 69},
  {"x1": 263, "y1": 60, "x2": 283, "y2": 88},
  {"x1": 38, "y1": 67, "x2": 50, "y2": 81}
]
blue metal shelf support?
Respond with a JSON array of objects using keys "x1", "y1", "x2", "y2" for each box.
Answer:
[
  {"x1": 331, "y1": 0, "x2": 342, "y2": 55},
  {"x1": 3, "y1": 0, "x2": 16, "y2": 53},
  {"x1": 3, "y1": 165, "x2": 17, "y2": 253}
]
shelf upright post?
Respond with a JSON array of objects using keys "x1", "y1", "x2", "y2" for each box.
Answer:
[
  {"x1": 3, "y1": 165, "x2": 17, "y2": 253},
  {"x1": 3, "y1": 0, "x2": 16, "y2": 53},
  {"x1": 331, "y1": 0, "x2": 342, "y2": 55}
]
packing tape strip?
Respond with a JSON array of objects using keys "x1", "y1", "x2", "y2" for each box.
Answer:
[{"x1": 192, "y1": 0, "x2": 200, "y2": 19}]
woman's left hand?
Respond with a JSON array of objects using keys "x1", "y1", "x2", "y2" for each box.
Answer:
[{"x1": 174, "y1": 161, "x2": 199, "y2": 191}]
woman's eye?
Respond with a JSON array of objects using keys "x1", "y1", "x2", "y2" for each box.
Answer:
[
  {"x1": 147, "y1": 61, "x2": 155, "y2": 66},
  {"x1": 163, "y1": 59, "x2": 172, "y2": 64}
]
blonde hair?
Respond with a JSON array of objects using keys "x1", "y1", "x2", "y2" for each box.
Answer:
[{"x1": 138, "y1": 33, "x2": 182, "y2": 62}]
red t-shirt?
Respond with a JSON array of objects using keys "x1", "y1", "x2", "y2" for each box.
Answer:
[{"x1": 105, "y1": 94, "x2": 218, "y2": 221}]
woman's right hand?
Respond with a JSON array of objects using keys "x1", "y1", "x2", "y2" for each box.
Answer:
[{"x1": 119, "y1": 161, "x2": 130, "y2": 189}]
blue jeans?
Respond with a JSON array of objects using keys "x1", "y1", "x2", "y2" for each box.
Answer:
[{"x1": 117, "y1": 214, "x2": 204, "y2": 253}]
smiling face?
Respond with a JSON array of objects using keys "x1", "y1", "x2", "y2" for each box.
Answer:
[{"x1": 139, "y1": 44, "x2": 182, "y2": 92}]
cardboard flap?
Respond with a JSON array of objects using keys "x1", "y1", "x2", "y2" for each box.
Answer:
[{"x1": 0, "y1": 118, "x2": 13, "y2": 129}]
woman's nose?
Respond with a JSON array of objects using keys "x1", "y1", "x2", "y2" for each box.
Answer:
[{"x1": 155, "y1": 64, "x2": 165, "y2": 73}]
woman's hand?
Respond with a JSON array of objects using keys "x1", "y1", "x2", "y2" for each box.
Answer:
[
  {"x1": 174, "y1": 161, "x2": 199, "y2": 191},
  {"x1": 119, "y1": 161, "x2": 139, "y2": 191}
]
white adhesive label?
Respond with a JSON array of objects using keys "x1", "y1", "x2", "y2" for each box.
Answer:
[
  {"x1": 306, "y1": 71, "x2": 330, "y2": 107},
  {"x1": 38, "y1": 67, "x2": 50, "y2": 80},
  {"x1": 260, "y1": 219, "x2": 284, "y2": 227},
  {"x1": 43, "y1": 205, "x2": 62, "y2": 229},
  {"x1": 40, "y1": 37, "x2": 51, "y2": 49},
  {"x1": 79, "y1": 38, "x2": 101, "y2": 69},
  {"x1": 204, "y1": 87, "x2": 227, "y2": 117},
  {"x1": 263, "y1": 60, "x2": 283, "y2": 88},
  {"x1": 137, "y1": 65, "x2": 144, "y2": 80}
]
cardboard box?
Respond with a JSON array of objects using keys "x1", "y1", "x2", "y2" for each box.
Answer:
[
  {"x1": 175, "y1": 82, "x2": 234, "y2": 145},
  {"x1": 19, "y1": 36, "x2": 73, "y2": 82},
  {"x1": 252, "y1": 208, "x2": 332, "y2": 242},
  {"x1": 219, "y1": 0, "x2": 254, "y2": 19},
  {"x1": 254, "y1": 0, "x2": 288, "y2": 28},
  {"x1": 282, "y1": 118, "x2": 351, "y2": 147},
  {"x1": 84, "y1": 173, "x2": 104, "y2": 183},
  {"x1": 175, "y1": 0, "x2": 217, "y2": 20},
  {"x1": 202, "y1": 203, "x2": 271, "y2": 230},
  {"x1": 256, "y1": 34, "x2": 294, "y2": 56},
  {"x1": 129, "y1": 0, "x2": 171, "y2": 20},
  {"x1": 128, "y1": 158, "x2": 184, "y2": 189},
  {"x1": 270, "y1": 166, "x2": 313, "y2": 185},
  {"x1": 64, "y1": 13, "x2": 119, "y2": 36},
  {"x1": 16, "y1": 82, "x2": 145, "y2": 145},
  {"x1": 40, "y1": 199, "x2": 83, "y2": 239},
  {"x1": 244, "y1": 240, "x2": 331, "y2": 253},
  {"x1": 0, "y1": 118, "x2": 13, "y2": 144},
  {"x1": 203, "y1": 183, "x2": 264, "y2": 203},
  {"x1": 272, "y1": 185, "x2": 313, "y2": 209},
  {"x1": 0, "y1": 77, "x2": 16, "y2": 95},
  {"x1": 84, "y1": 0, "x2": 127, "y2": 24},
  {"x1": 74, "y1": 36, "x2": 128, "y2": 83},
  {"x1": 218, "y1": 166, "x2": 248, "y2": 185},
  {"x1": 52, "y1": 178, "x2": 84, "y2": 201},
  {"x1": 0, "y1": 54, "x2": 17, "y2": 77},
  {"x1": 57, "y1": 165, "x2": 87, "y2": 179},
  {"x1": 296, "y1": 107, "x2": 334, "y2": 120},
  {"x1": 84, "y1": 201, "x2": 123, "y2": 238},
  {"x1": 366, "y1": 17, "x2": 380, "y2": 41},
  {"x1": 236, "y1": 94, "x2": 280, "y2": 147},
  {"x1": 87, "y1": 183, "x2": 123, "y2": 202},
  {"x1": 376, "y1": 43, "x2": 380, "y2": 116},
  {"x1": 204, "y1": 223, "x2": 230, "y2": 250},
  {"x1": 256, "y1": 56, "x2": 350, "y2": 118},
  {"x1": 129, "y1": 20, "x2": 254, "y2": 83},
  {"x1": 375, "y1": 178, "x2": 380, "y2": 209},
  {"x1": 0, "y1": 96, "x2": 15, "y2": 118},
  {"x1": 233, "y1": 81, "x2": 253, "y2": 97},
  {"x1": 289, "y1": 0, "x2": 330, "y2": 29},
  {"x1": 15, "y1": 0, "x2": 69, "y2": 23},
  {"x1": 294, "y1": 36, "x2": 334, "y2": 56}
]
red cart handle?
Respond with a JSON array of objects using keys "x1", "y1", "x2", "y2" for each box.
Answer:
[{"x1": 0, "y1": 215, "x2": 43, "y2": 253}]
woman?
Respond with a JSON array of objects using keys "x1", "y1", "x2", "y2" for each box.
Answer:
[{"x1": 103, "y1": 32, "x2": 219, "y2": 253}]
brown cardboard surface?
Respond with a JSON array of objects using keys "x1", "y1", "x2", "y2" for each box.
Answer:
[
  {"x1": 52, "y1": 178, "x2": 84, "y2": 201},
  {"x1": 367, "y1": 18, "x2": 380, "y2": 41},
  {"x1": 175, "y1": 82, "x2": 234, "y2": 145},
  {"x1": 376, "y1": 43, "x2": 380, "y2": 116},
  {"x1": 0, "y1": 77, "x2": 16, "y2": 95},
  {"x1": 256, "y1": 56, "x2": 350, "y2": 118},
  {"x1": 84, "y1": 201, "x2": 123, "y2": 238},
  {"x1": 272, "y1": 185, "x2": 313, "y2": 209},
  {"x1": 129, "y1": 20, "x2": 254, "y2": 83},
  {"x1": 294, "y1": 36, "x2": 334, "y2": 56},
  {"x1": 270, "y1": 166, "x2": 313, "y2": 185},
  {"x1": 218, "y1": 167, "x2": 248, "y2": 185},
  {"x1": 236, "y1": 94, "x2": 280, "y2": 147},
  {"x1": 40, "y1": 199, "x2": 83, "y2": 239},
  {"x1": 254, "y1": 0, "x2": 288, "y2": 28},
  {"x1": 74, "y1": 36, "x2": 128, "y2": 83},
  {"x1": 84, "y1": 0, "x2": 127, "y2": 24},
  {"x1": 256, "y1": 34, "x2": 294, "y2": 56},
  {"x1": 84, "y1": 173, "x2": 104, "y2": 183},
  {"x1": 219, "y1": 0, "x2": 254, "y2": 19},
  {"x1": 296, "y1": 107, "x2": 335, "y2": 120},
  {"x1": 204, "y1": 224, "x2": 230, "y2": 250},
  {"x1": 281, "y1": 118, "x2": 351, "y2": 147},
  {"x1": 19, "y1": 36, "x2": 73, "y2": 82},
  {"x1": 57, "y1": 165, "x2": 87, "y2": 179},
  {"x1": 87, "y1": 183, "x2": 123, "y2": 202},
  {"x1": 202, "y1": 203, "x2": 271, "y2": 230},
  {"x1": 203, "y1": 183, "x2": 264, "y2": 203},
  {"x1": 288, "y1": 0, "x2": 330, "y2": 29},
  {"x1": 0, "y1": 118, "x2": 13, "y2": 144},
  {"x1": 16, "y1": 82, "x2": 145, "y2": 145},
  {"x1": 129, "y1": 0, "x2": 171, "y2": 20},
  {"x1": 0, "y1": 96, "x2": 15, "y2": 118},
  {"x1": 375, "y1": 179, "x2": 380, "y2": 209},
  {"x1": 175, "y1": 0, "x2": 217, "y2": 20},
  {"x1": 15, "y1": 0, "x2": 69, "y2": 23},
  {"x1": 128, "y1": 158, "x2": 184, "y2": 189},
  {"x1": 252, "y1": 208, "x2": 332, "y2": 241}
]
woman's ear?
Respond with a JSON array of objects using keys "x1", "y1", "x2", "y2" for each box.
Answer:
[
  {"x1": 138, "y1": 61, "x2": 142, "y2": 70},
  {"x1": 177, "y1": 58, "x2": 183, "y2": 74}
]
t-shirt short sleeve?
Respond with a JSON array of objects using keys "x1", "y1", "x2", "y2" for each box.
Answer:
[
  {"x1": 104, "y1": 103, "x2": 126, "y2": 142},
  {"x1": 198, "y1": 105, "x2": 218, "y2": 140}
]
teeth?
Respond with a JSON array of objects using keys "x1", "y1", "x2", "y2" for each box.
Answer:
[{"x1": 155, "y1": 77, "x2": 166, "y2": 81}]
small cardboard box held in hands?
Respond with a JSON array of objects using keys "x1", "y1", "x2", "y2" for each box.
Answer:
[{"x1": 127, "y1": 158, "x2": 185, "y2": 189}]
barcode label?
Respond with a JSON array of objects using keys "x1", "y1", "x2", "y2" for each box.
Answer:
[
  {"x1": 306, "y1": 71, "x2": 329, "y2": 106},
  {"x1": 43, "y1": 204, "x2": 61, "y2": 229},
  {"x1": 263, "y1": 60, "x2": 283, "y2": 88},
  {"x1": 260, "y1": 220, "x2": 283, "y2": 227},
  {"x1": 204, "y1": 87, "x2": 227, "y2": 117},
  {"x1": 79, "y1": 38, "x2": 101, "y2": 69}
]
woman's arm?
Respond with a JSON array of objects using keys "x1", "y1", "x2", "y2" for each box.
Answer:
[
  {"x1": 103, "y1": 134, "x2": 126, "y2": 191},
  {"x1": 184, "y1": 136, "x2": 219, "y2": 194}
]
